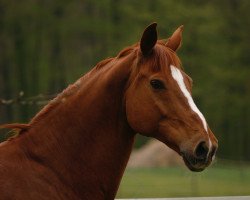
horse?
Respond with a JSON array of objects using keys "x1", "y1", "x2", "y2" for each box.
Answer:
[{"x1": 0, "y1": 23, "x2": 218, "y2": 200}]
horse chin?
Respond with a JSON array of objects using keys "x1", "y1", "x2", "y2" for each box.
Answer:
[{"x1": 182, "y1": 155, "x2": 208, "y2": 172}]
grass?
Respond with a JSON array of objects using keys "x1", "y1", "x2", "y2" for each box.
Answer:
[{"x1": 117, "y1": 163, "x2": 250, "y2": 198}]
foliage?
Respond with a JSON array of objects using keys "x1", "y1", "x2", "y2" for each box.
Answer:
[{"x1": 0, "y1": 0, "x2": 249, "y2": 160}]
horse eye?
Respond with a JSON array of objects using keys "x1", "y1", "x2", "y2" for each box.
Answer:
[{"x1": 150, "y1": 79, "x2": 165, "y2": 90}]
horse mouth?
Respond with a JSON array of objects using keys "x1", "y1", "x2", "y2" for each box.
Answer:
[{"x1": 182, "y1": 154, "x2": 209, "y2": 172}]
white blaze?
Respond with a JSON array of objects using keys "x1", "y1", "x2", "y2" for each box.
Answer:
[{"x1": 170, "y1": 65, "x2": 208, "y2": 132}]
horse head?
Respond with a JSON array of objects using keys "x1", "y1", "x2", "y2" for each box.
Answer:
[{"x1": 125, "y1": 23, "x2": 218, "y2": 172}]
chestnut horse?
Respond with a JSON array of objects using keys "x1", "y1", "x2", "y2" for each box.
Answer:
[{"x1": 0, "y1": 23, "x2": 218, "y2": 200}]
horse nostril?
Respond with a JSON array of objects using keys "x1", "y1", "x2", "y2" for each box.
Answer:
[{"x1": 195, "y1": 141, "x2": 209, "y2": 160}]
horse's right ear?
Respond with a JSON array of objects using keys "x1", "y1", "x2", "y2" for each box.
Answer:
[{"x1": 140, "y1": 23, "x2": 158, "y2": 56}]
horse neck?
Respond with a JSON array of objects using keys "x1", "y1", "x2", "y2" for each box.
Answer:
[{"x1": 18, "y1": 53, "x2": 137, "y2": 198}]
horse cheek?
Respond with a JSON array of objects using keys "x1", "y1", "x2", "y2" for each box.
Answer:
[{"x1": 126, "y1": 96, "x2": 159, "y2": 136}]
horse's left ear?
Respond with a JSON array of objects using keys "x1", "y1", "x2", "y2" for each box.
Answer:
[
  {"x1": 140, "y1": 22, "x2": 158, "y2": 56},
  {"x1": 166, "y1": 25, "x2": 184, "y2": 52}
]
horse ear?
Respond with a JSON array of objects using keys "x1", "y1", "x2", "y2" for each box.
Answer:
[
  {"x1": 166, "y1": 25, "x2": 184, "y2": 51},
  {"x1": 140, "y1": 22, "x2": 158, "y2": 56}
]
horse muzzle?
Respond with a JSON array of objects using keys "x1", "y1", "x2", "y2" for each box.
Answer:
[
  {"x1": 181, "y1": 141, "x2": 218, "y2": 172},
  {"x1": 182, "y1": 153, "x2": 210, "y2": 172}
]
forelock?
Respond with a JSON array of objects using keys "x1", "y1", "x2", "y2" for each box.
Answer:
[{"x1": 138, "y1": 42, "x2": 182, "y2": 73}]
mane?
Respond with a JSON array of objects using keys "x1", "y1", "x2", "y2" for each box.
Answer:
[
  {"x1": 94, "y1": 57, "x2": 114, "y2": 70},
  {"x1": 151, "y1": 41, "x2": 182, "y2": 71},
  {"x1": 28, "y1": 45, "x2": 136, "y2": 127}
]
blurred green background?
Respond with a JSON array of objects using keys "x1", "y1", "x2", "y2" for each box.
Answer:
[
  {"x1": 0, "y1": 0, "x2": 249, "y2": 198},
  {"x1": 117, "y1": 164, "x2": 250, "y2": 198}
]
